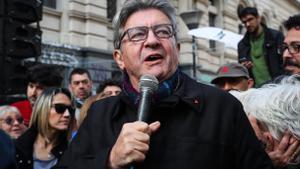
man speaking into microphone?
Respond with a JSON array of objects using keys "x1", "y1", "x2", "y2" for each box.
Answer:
[{"x1": 57, "y1": 0, "x2": 275, "y2": 169}]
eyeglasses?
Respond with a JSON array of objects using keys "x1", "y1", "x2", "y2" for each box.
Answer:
[
  {"x1": 120, "y1": 24, "x2": 175, "y2": 45},
  {"x1": 1, "y1": 117, "x2": 24, "y2": 125},
  {"x1": 52, "y1": 104, "x2": 75, "y2": 115},
  {"x1": 278, "y1": 43, "x2": 300, "y2": 55}
]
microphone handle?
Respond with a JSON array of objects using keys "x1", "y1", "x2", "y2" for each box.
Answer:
[{"x1": 137, "y1": 90, "x2": 152, "y2": 122}]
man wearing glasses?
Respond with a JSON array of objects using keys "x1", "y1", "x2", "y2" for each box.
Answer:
[
  {"x1": 57, "y1": 0, "x2": 274, "y2": 169},
  {"x1": 258, "y1": 14, "x2": 300, "y2": 169},
  {"x1": 233, "y1": 15, "x2": 300, "y2": 169},
  {"x1": 280, "y1": 14, "x2": 300, "y2": 75}
]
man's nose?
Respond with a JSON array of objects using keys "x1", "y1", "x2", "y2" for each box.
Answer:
[
  {"x1": 144, "y1": 30, "x2": 160, "y2": 47},
  {"x1": 222, "y1": 83, "x2": 233, "y2": 91},
  {"x1": 283, "y1": 47, "x2": 292, "y2": 59},
  {"x1": 245, "y1": 22, "x2": 250, "y2": 27},
  {"x1": 78, "y1": 82, "x2": 85, "y2": 88},
  {"x1": 31, "y1": 87, "x2": 37, "y2": 95}
]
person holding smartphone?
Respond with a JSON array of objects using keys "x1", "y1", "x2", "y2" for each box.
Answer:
[{"x1": 237, "y1": 7, "x2": 284, "y2": 87}]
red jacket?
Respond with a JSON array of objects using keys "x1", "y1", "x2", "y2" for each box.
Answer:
[{"x1": 11, "y1": 100, "x2": 32, "y2": 126}]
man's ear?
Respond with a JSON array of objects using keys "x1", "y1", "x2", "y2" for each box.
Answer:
[
  {"x1": 247, "y1": 78, "x2": 255, "y2": 89},
  {"x1": 257, "y1": 16, "x2": 261, "y2": 24},
  {"x1": 113, "y1": 50, "x2": 125, "y2": 70}
]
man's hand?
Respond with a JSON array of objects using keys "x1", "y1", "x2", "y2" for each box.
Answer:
[
  {"x1": 241, "y1": 61, "x2": 253, "y2": 69},
  {"x1": 248, "y1": 114, "x2": 264, "y2": 141},
  {"x1": 266, "y1": 132, "x2": 300, "y2": 168},
  {"x1": 108, "y1": 121, "x2": 161, "y2": 169},
  {"x1": 247, "y1": 115, "x2": 300, "y2": 168}
]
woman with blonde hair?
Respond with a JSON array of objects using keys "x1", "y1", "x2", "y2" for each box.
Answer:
[
  {"x1": 0, "y1": 105, "x2": 27, "y2": 139},
  {"x1": 77, "y1": 93, "x2": 106, "y2": 129},
  {"x1": 15, "y1": 88, "x2": 75, "y2": 169}
]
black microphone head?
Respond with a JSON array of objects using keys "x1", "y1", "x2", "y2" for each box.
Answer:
[{"x1": 139, "y1": 74, "x2": 159, "y2": 93}]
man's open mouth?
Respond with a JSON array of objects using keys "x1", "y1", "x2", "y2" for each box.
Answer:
[{"x1": 145, "y1": 54, "x2": 163, "y2": 62}]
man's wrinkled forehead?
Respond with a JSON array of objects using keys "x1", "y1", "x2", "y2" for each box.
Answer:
[
  {"x1": 123, "y1": 8, "x2": 171, "y2": 28},
  {"x1": 285, "y1": 29, "x2": 300, "y2": 43},
  {"x1": 71, "y1": 73, "x2": 91, "y2": 82}
]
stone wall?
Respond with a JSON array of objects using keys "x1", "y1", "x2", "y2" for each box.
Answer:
[{"x1": 40, "y1": 0, "x2": 300, "y2": 83}]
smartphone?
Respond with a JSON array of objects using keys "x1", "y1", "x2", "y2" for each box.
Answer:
[{"x1": 239, "y1": 57, "x2": 249, "y2": 63}]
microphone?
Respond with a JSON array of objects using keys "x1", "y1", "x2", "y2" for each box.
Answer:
[{"x1": 137, "y1": 74, "x2": 159, "y2": 122}]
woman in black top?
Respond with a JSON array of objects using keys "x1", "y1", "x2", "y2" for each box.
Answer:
[{"x1": 15, "y1": 88, "x2": 75, "y2": 169}]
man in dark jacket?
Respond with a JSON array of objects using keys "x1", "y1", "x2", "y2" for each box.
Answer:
[
  {"x1": 57, "y1": 0, "x2": 275, "y2": 169},
  {"x1": 238, "y1": 7, "x2": 284, "y2": 87}
]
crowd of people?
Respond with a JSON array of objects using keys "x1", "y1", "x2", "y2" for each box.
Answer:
[
  {"x1": 0, "y1": 0, "x2": 299, "y2": 169},
  {"x1": 0, "y1": 65, "x2": 122, "y2": 169},
  {"x1": 212, "y1": 8, "x2": 300, "y2": 169}
]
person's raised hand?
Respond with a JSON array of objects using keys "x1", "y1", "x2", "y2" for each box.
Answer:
[
  {"x1": 108, "y1": 121, "x2": 160, "y2": 169},
  {"x1": 267, "y1": 132, "x2": 300, "y2": 168},
  {"x1": 241, "y1": 61, "x2": 253, "y2": 69}
]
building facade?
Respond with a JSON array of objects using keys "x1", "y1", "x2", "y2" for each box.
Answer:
[{"x1": 41, "y1": 0, "x2": 300, "y2": 84}]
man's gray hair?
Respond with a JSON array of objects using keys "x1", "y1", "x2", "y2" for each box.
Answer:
[
  {"x1": 112, "y1": 0, "x2": 178, "y2": 49},
  {"x1": 230, "y1": 75, "x2": 300, "y2": 141}
]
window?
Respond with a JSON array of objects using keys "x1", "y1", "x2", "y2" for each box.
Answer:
[
  {"x1": 238, "y1": 23, "x2": 244, "y2": 34},
  {"x1": 107, "y1": 0, "x2": 117, "y2": 22},
  {"x1": 209, "y1": 13, "x2": 216, "y2": 50},
  {"x1": 209, "y1": 0, "x2": 216, "y2": 6},
  {"x1": 44, "y1": 0, "x2": 56, "y2": 9},
  {"x1": 261, "y1": 16, "x2": 267, "y2": 26},
  {"x1": 279, "y1": 25, "x2": 285, "y2": 34}
]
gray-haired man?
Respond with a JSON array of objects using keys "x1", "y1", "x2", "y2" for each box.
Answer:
[{"x1": 57, "y1": 1, "x2": 274, "y2": 169}]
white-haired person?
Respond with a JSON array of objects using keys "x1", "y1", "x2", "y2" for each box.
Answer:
[
  {"x1": 0, "y1": 106, "x2": 27, "y2": 139},
  {"x1": 230, "y1": 75, "x2": 300, "y2": 169},
  {"x1": 15, "y1": 88, "x2": 75, "y2": 169}
]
